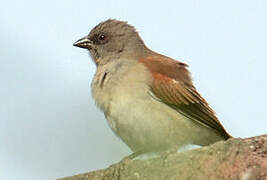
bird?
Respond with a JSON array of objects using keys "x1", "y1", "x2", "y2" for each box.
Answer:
[{"x1": 73, "y1": 19, "x2": 231, "y2": 155}]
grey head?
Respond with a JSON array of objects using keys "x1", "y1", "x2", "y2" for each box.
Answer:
[{"x1": 73, "y1": 19, "x2": 150, "y2": 65}]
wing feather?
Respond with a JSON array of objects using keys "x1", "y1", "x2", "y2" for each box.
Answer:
[{"x1": 140, "y1": 55, "x2": 230, "y2": 139}]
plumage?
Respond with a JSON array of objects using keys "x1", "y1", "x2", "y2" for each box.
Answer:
[
  {"x1": 73, "y1": 19, "x2": 231, "y2": 154},
  {"x1": 139, "y1": 55, "x2": 230, "y2": 139}
]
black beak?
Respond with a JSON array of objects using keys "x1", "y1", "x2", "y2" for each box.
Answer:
[{"x1": 73, "y1": 36, "x2": 93, "y2": 49}]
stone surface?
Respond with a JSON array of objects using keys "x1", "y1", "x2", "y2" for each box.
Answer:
[{"x1": 58, "y1": 135, "x2": 267, "y2": 180}]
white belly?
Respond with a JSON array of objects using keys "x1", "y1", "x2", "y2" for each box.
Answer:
[{"x1": 106, "y1": 87, "x2": 197, "y2": 151}]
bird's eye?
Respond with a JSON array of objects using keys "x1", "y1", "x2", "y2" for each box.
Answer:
[{"x1": 99, "y1": 34, "x2": 106, "y2": 41}]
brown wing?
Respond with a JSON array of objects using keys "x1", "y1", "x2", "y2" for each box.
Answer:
[{"x1": 140, "y1": 55, "x2": 230, "y2": 139}]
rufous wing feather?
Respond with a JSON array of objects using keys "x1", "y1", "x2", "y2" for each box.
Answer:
[{"x1": 139, "y1": 55, "x2": 230, "y2": 139}]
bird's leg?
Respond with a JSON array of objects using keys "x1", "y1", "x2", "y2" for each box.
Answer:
[
  {"x1": 123, "y1": 149, "x2": 161, "y2": 161},
  {"x1": 128, "y1": 149, "x2": 150, "y2": 159}
]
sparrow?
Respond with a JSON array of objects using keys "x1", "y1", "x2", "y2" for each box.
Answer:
[{"x1": 73, "y1": 19, "x2": 231, "y2": 154}]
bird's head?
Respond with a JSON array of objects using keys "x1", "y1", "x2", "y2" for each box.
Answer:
[{"x1": 73, "y1": 19, "x2": 148, "y2": 65}]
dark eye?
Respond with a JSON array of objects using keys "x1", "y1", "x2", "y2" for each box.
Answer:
[{"x1": 98, "y1": 34, "x2": 106, "y2": 41}]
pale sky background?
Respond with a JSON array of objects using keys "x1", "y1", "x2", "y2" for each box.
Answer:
[{"x1": 1, "y1": 0, "x2": 266, "y2": 179}]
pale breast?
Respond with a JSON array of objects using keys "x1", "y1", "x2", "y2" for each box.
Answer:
[{"x1": 91, "y1": 59, "x2": 151, "y2": 117}]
